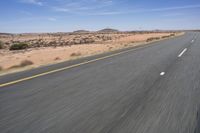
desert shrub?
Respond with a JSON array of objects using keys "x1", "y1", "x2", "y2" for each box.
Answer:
[
  {"x1": 162, "y1": 35, "x2": 173, "y2": 39},
  {"x1": 20, "y1": 60, "x2": 34, "y2": 67},
  {"x1": 0, "y1": 66, "x2": 2, "y2": 71},
  {"x1": 0, "y1": 41, "x2": 4, "y2": 49},
  {"x1": 170, "y1": 33, "x2": 175, "y2": 36},
  {"x1": 80, "y1": 39, "x2": 86, "y2": 44},
  {"x1": 83, "y1": 38, "x2": 95, "y2": 44},
  {"x1": 9, "y1": 60, "x2": 34, "y2": 69},
  {"x1": 70, "y1": 52, "x2": 82, "y2": 57},
  {"x1": 102, "y1": 36, "x2": 112, "y2": 41},
  {"x1": 146, "y1": 37, "x2": 160, "y2": 42},
  {"x1": 9, "y1": 43, "x2": 28, "y2": 50},
  {"x1": 161, "y1": 34, "x2": 175, "y2": 39}
]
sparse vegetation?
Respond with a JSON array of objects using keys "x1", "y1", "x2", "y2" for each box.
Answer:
[
  {"x1": 0, "y1": 66, "x2": 3, "y2": 71},
  {"x1": 162, "y1": 35, "x2": 170, "y2": 39},
  {"x1": 170, "y1": 33, "x2": 175, "y2": 36},
  {"x1": 0, "y1": 31, "x2": 179, "y2": 49},
  {"x1": 9, "y1": 43, "x2": 29, "y2": 50},
  {"x1": 20, "y1": 60, "x2": 34, "y2": 67},
  {"x1": 161, "y1": 33, "x2": 175, "y2": 39},
  {"x1": 71, "y1": 52, "x2": 82, "y2": 57},
  {"x1": 0, "y1": 41, "x2": 4, "y2": 49},
  {"x1": 146, "y1": 37, "x2": 160, "y2": 42},
  {"x1": 9, "y1": 60, "x2": 33, "y2": 69}
]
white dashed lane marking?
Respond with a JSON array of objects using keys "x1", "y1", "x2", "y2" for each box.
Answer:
[
  {"x1": 160, "y1": 72, "x2": 165, "y2": 76},
  {"x1": 178, "y1": 48, "x2": 187, "y2": 58}
]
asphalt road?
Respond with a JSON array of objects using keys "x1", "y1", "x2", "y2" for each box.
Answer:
[{"x1": 0, "y1": 32, "x2": 200, "y2": 133}]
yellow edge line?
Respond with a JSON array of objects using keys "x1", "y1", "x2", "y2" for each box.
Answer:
[
  {"x1": 0, "y1": 37, "x2": 178, "y2": 88},
  {"x1": 0, "y1": 47, "x2": 139, "y2": 87}
]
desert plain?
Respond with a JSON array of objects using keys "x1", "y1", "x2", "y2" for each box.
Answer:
[{"x1": 0, "y1": 29, "x2": 183, "y2": 75}]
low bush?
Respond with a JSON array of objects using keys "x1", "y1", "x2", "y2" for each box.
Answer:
[
  {"x1": 170, "y1": 33, "x2": 175, "y2": 36},
  {"x1": 20, "y1": 60, "x2": 34, "y2": 67},
  {"x1": 0, "y1": 41, "x2": 4, "y2": 49},
  {"x1": 146, "y1": 37, "x2": 160, "y2": 42},
  {"x1": 161, "y1": 34, "x2": 175, "y2": 39},
  {"x1": 161, "y1": 35, "x2": 172, "y2": 39},
  {"x1": 9, "y1": 43, "x2": 28, "y2": 50},
  {"x1": 70, "y1": 52, "x2": 82, "y2": 57},
  {"x1": 9, "y1": 60, "x2": 34, "y2": 69}
]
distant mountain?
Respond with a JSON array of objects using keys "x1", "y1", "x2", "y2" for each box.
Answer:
[
  {"x1": 73, "y1": 30, "x2": 90, "y2": 33},
  {"x1": 0, "y1": 33, "x2": 13, "y2": 35},
  {"x1": 98, "y1": 28, "x2": 119, "y2": 33}
]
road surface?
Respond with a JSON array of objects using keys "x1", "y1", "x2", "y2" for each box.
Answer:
[{"x1": 0, "y1": 32, "x2": 200, "y2": 133}]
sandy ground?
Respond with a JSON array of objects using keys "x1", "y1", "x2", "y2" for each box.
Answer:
[{"x1": 0, "y1": 33, "x2": 183, "y2": 75}]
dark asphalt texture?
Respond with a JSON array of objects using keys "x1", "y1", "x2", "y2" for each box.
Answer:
[{"x1": 0, "y1": 32, "x2": 200, "y2": 133}]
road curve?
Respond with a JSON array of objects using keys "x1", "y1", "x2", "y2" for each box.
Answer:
[{"x1": 0, "y1": 32, "x2": 200, "y2": 133}]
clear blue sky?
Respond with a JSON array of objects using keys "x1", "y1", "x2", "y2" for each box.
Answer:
[{"x1": 0, "y1": 0, "x2": 200, "y2": 33}]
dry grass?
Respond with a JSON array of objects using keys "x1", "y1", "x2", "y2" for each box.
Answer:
[
  {"x1": 161, "y1": 35, "x2": 171, "y2": 39},
  {"x1": 161, "y1": 33, "x2": 176, "y2": 39},
  {"x1": 20, "y1": 60, "x2": 34, "y2": 67},
  {"x1": 170, "y1": 33, "x2": 175, "y2": 36},
  {"x1": 146, "y1": 37, "x2": 160, "y2": 42},
  {"x1": 9, "y1": 60, "x2": 34, "y2": 69}
]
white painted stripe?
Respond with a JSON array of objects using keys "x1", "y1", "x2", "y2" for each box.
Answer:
[
  {"x1": 160, "y1": 72, "x2": 165, "y2": 76},
  {"x1": 178, "y1": 48, "x2": 187, "y2": 57}
]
